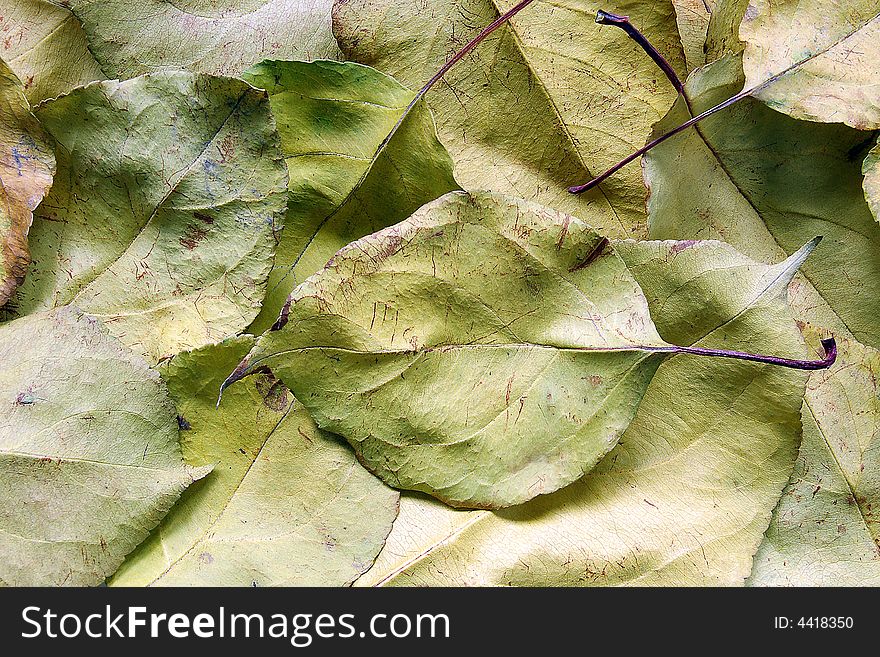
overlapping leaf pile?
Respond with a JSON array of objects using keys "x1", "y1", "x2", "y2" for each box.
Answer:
[{"x1": 0, "y1": 0, "x2": 877, "y2": 586}]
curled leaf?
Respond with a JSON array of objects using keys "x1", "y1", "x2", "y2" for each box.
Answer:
[
  {"x1": 4, "y1": 72, "x2": 288, "y2": 362},
  {"x1": 0, "y1": 59, "x2": 53, "y2": 307},
  {"x1": 0, "y1": 307, "x2": 208, "y2": 586},
  {"x1": 111, "y1": 336, "x2": 398, "y2": 586}
]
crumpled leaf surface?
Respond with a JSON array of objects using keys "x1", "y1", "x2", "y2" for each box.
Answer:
[
  {"x1": 0, "y1": 307, "x2": 208, "y2": 586},
  {"x1": 646, "y1": 54, "x2": 880, "y2": 351},
  {"x1": 748, "y1": 327, "x2": 880, "y2": 585},
  {"x1": 111, "y1": 336, "x2": 399, "y2": 586},
  {"x1": 356, "y1": 238, "x2": 808, "y2": 585},
  {"x1": 864, "y1": 141, "x2": 880, "y2": 223},
  {"x1": 673, "y1": 0, "x2": 716, "y2": 71},
  {"x1": 241, "y1": 59, "x2": 459, "y2": 333},
  {"x1": 68, "y1": 0, "x2": 341, "y2": 78},
  {"x1": 0, "y1": 59, "x2": 53, "y2": 306},
  {"x1": 3, "y1": 72, "x2": 288, "y2": 362},
  {"x1": 0, "y1": 0, "x2": 104, "y2": 103},
  {"x1": 333, "y1": 0, "x2": 688, "y2": 237},
  {"x1": 740, "y1": 0, "x2": 880, "y2": 129}
]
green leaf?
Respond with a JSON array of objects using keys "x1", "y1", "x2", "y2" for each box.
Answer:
[
  {"x1": 68, "y1": 0, "x2": 342, "y2": 78},
  {"x1": 333, "y1": 0, "x2": 688, "y2": 237},
  {"x1": 748, "y1": 328, "x2": 880, "y2": 585},
  {"x1": 673, "y1": 0, "x2": 715, "y2": 71},
  {"x1": 355, "y1": 238, "x2": 808, "y2": 585},
  {"x1": 110, "y1": 336, "x2": 399, "y2": 586},
  {"x1": 227, "y1": 190, "x2": 819, "y2": 510},
  {"x1": 0, "y1": 307, "x2": 208, "y2": 586},
  {"x1": 864, "y1": 141, "x2": 880, "y2": 223},
  {"x1": 0, "y1": 59, "x2": 53, "y2": 306},
  {"x1": 646, "y1": 54, "x2": 880, "y2": 351},
  {"x1": 0, "y1": 0, "x2": 105, "y2": 103},
  {"x1": 3, "y1": 72, "x2": 288, "y2": 362},
  {"x1": 241, "y1": 60, "x2": 459, "y2": 333},
  {"x1": 740, "y1": 0, "x2": 880, "y2": 129}
]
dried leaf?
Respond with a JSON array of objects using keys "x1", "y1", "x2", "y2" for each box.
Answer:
[
  {"x1": 68, "y1": 0, "x2": 341, "y2": 78},
  {"x1": 740, "y1": 0, "x2": 880, "y2": 129},
  {"x1": 356, "y1": 238, "x2": 809, "y2": 585},
  {"x1": 0, "y1": 59, "x2": 53, "y2": 306},
  {"x1": 333, "y1": 0, "x2": 688, "y2": 237},
  {"x1": 0, "y1": 307, "x2": 208, "y2": 586},
  {"x1": 748, "y1": 328, "x2": 880, "y2": 585},
  {"x1": 0, "y1": 0, "x2": 104, "y2": 103},
  {"x1": 673, "y1": 0, "x2": 715, "y2": 71},
  {"x1": 226, "y1": 191, "x2": 819, "y2": 510},
  {"x1": 110, "y1": 336, "x2": 398, "y2": 586},
  {"x1": 241, "y1": 60, "x2": 459, "y2": 333},
  {"x1": 3, "y1": 72, "x2": 288, "y2": 362}
]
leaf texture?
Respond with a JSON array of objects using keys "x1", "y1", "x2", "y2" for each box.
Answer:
[
  {"x1": 0, "y1": 307, "x2": 207, "y2": 586},
  {"x1": 740, "y1": 0, "x2": 880, "y2": 129},
  {"x1": 748, "y1": 328, "x2": 880, "y2": 585},
  {"x1": 0, "y1": 0, "x2": 105, "y2": 103},
  {"x1": 3, "y1": 72, "x2": 288, "y2": 362},
  {"x1": 68, "y1": 0, "x2": 342, "y2": 78}
]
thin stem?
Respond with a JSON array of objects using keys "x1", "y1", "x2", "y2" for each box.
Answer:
[
  {"x1": 595, "y1": 11, "x2": 686, "y2": 98},
  {"x1": 648, "y1": 337, "x2": 837, "y2": 371},
  {"x1": 568, "y1": 85, "x2": 753, "y2": 194},
  {"x1": 568, "y1": 23, "x2": 825, "y2": 194}
]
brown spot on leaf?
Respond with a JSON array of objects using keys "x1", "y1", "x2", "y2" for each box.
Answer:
[{"x1": 179, "y1": 223, "x2": 209, "y2": 250}]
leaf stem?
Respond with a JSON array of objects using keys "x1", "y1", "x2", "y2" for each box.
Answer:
[
  {"x1": 568, "y1": 85, "x2": 753, "y2": 193},
  {"x1": 648, "y1": 337, "x2": 837, "y2": 371},
  {"x1": 595, "y1": 11, "x2": 686, "y2": 99}
]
